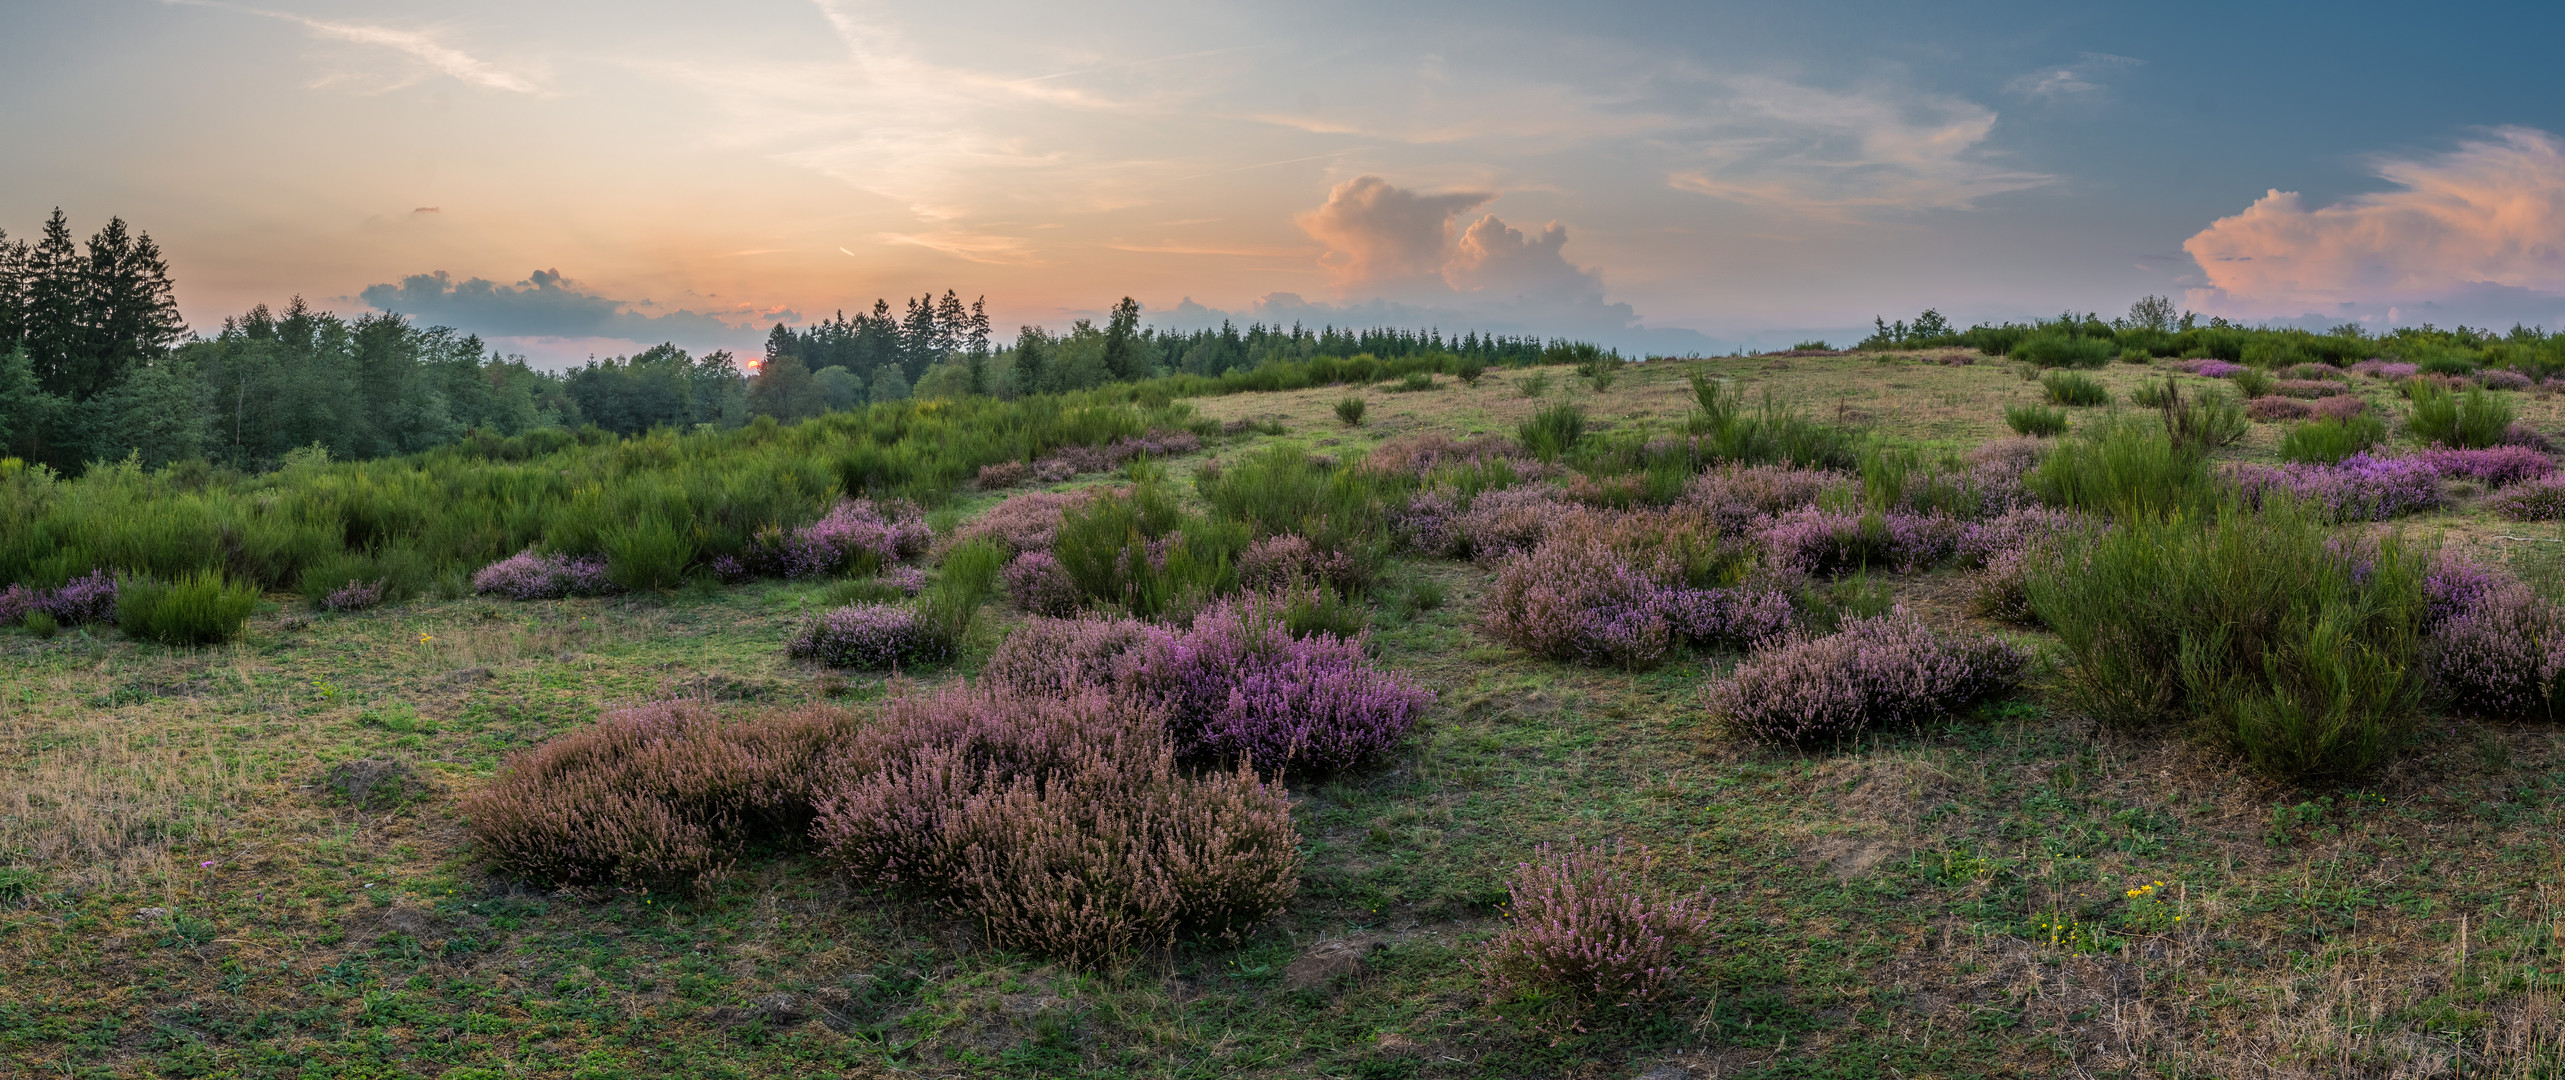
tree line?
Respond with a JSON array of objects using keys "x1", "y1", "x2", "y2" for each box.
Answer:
[{"x1": 0, "y1": 209, "x2": 1599, "y2": 475}]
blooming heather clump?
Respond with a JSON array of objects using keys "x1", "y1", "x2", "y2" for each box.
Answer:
[
  {"x1": 2248, "y1": 397, "x2": 2312, "y2": 422},
  {"x1": 1030, "y1": 430, "x2": 1207, "y2": 479},
  {"x1": 1390, "y1": 490, "x2": 1464, "y2": 556},
  {"x1": 2179, "y1": 359, "x2": 2247, "y2": 378},
  {"x1": 1448, "y1": 485, "x2": 1584, "y2": 562},
  {"x1": 1480, "y1": 841, "x2": 1711, "y2": 1014},
  {"x1": 1757, "y1": 508, "x2": 1968, "y2": 575},
  {"x1": 472, "y1": 550, "x2": 617, "y2": 600},
  {"x1": 787, "y1": 603, "x2": 949, "y2": 669},
  {"x1": 2424, "y1": 555, "x2": 2501, "y2": 630},
  {"x1": 1482, "y1": 511, "x2": 1788, "y2": 667},
  {"x1": 788, "y1": 499, "x2": 933, "y2": 575},
  {"x1": 1361, "y1": 432, "x2": 1526, "y2": 479},
  {"x1": 2491, "y1": 474, "x2": 2565, "y2": 521},
  {"x1": 1708, "y1": 611, "x2": 2026, "y2": 741},
  {"x1": 2505, "y1": 423, "x2": 2557, "y2": 452},
  {"x1": 322, "y1": 578, "x2": 388, "y2": 613},
  {"x1": 41, "y1": 570, "x2": 120, "y2": 625},
  {"x1": 976, "y1": 460, "x2": 1030, "y2": 489},
  {"x1": 1680, "y1": 464, "x2": 1844, "y2": 533},
  {"x1": 810, "y1": 684, "x2": 1300, "y2": 964},
  {"x1": 1122, "y1": 597, "x2": 1432, "y2": 773},
  {"x1": 2310, "y1": 394, "x2": 2371, "y2": 421},
  {"x1": 2273, "y1": 379, "x2": 2347, "y2": 398},
  {"x1": 1970, "y1": 436, "x2": 2049, "y2": 476},
  {"x1": 945, "y1": 489, "x2": 1098, "y2": 557},
  {"x1": 463, "y1": 700, "x2": 856, "y2": 893},
  {"x1": 2431, "y1": 579, "x2": 2565, "y2": 720},
  {"x1": 980, "y1": 614, "x2": 1152, "y2": 695},
  {"x1": 1955, "y1": 506, "x2": 2096, "y2": 568},
  {"x1": 2351, "y1": 359, "x2": 2419, "y2": 380},
  {"x1": 2481, "y1": 369, "x2": 2534, "y2": 391},
  {"x1": 1003, "y1": 550, "x2": 1084, "y2": 616},
  {"x1": 2226, "y1": 455, "x2": 2444, "y2": 521},
  {"x1": 2412, "y1": 446, "x2": 2555, "y2": 488},
  {"x1": 0, "y1": 584, "x2": 29, "y2": 627},
  {"x1": 1238, "y1": 533, "x2": 1363, "y2": 593}
]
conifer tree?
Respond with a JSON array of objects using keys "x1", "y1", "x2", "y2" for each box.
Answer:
[{"x1": 22, "y1": 210, "x2": 85, "y2": 399}]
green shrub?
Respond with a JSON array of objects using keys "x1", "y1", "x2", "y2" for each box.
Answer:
[
  {"x1": 1456, "y1": 359, "x2": 1486, "y2": 386},
  {"x1": 2009, "y1": 332, "x2": 2115, "y2": 368},
  {"x1": 2129, "y1": 378, "x2": 2174, "y2": 409},
  {"x1": 2028, "y1": 414, "x2": 2210, "y2": 518},
  {"x1": 1687, "y1": 374, "x2": 1859, "y2": 468},
  {"x1": 1196, "y1": 443, "x2": 1395, "y2": 573},
  {"x1": 2040, "y1": 370, "x2": 2110, "y2": 406},
  {"x1": 2026, "y1": 497, "x2": 2429, "y2": 783},
  {"x1": 1389, "y1": 372, "x2": 1435, "y2": 392},
  {"x1": 1579, "y1": 358, "x2": 1619, "y2": 392},
  {"x1": 2277, "y1": 415, "x2": 2388, "y2": 464},
  {"x1": 1519, "y1": 403, "x2": 1589, "y2": 462},
  {"x1": 118, "y1": 571, "x2": 260, "y2": 646},
  {"x1": 2005, "y1": 403, "x2": 2068, "y2": 437},
  {"x1": 2406, "y1": 381, "x2": 2513, "y2": 448},
  {"x1": 824, "y1": 577, "x2": 908, "y2": 606},
  {"x1": 2230, "y1": 367, "x2": 2275, "y2": 399},
  {"x1": 24, "y1": 611, "x2": 57, "y2": 638},
  {"x1": 924, "y1": 539, "x2": 1005, "y2": 648},
  {"x1": 2418, "y1": 353, "x2": 2478, "y2": 376},
  {"x1": 1515, "y1": 372, "x2": 1551, "y2": 398},
  {"x1": 603, "y1": 515, "x2": 695, "y2": 591},
  {"x1": 2156, "y1": 381, "x2": 2248, "y2": 451},
  {"x1": 2119, "y1": 349, "x2": 2153, "y2": 365},
  {"x1": 1333, "y1": 396, "x2": 1367, "y2": 426},
  {"x1": 1053, "y1": 480, "x2": 1245, "y2": 620}
]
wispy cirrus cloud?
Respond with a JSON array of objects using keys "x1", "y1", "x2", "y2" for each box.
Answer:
[
  {"x1": 2004, "y1": 52, "x2": 2144, "y2": 100},
  {"x1": 162, "y1": 0, "x2": 538, "y2": 93},
  {"x1": 1667, "y1": 76, "x2": 2052, "y2": 218},
  {"x1": 2183, "y1": 126, "x2": 2565, "y2": 317}
]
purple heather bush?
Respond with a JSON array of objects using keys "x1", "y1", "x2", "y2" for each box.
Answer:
[
  {"x1": 1121, "y1": 596, "x2": 1433, "y2": 773},
  {"x1": 1708, "y1": 611, "x2": 2026, "y2": 741},
  {"x1": 1003, "y1": 550, "x2": 1084, "y2": 616},
  {"x1": 1757, "y1": 507, "x2": 1969, "y2": 575},
  {"x1": 2424, "y1": 554, "x2": 2502, "y2": 631},
  {"x1": 322, "y1": 578, "x2": 388, "y2": 613},
  {"x1": 944, "y1": 489, "x2": 1099, "y2": 557},
  {"x1": 2272, "y1": 379, "x2": 2348, "y2": 399},
  {"x1": 2179, "y1": 359, "x2": 2248, "y2": 378},
  {"x1": 0, "y1": 585, "x2": 29, "y2": 627},
  {"x1": 472, "y1": 550, "x2": 618, "y2": 600},
  {"x1": 1389, "y1": 490, "x2": 1464, "y2": 556},
  {"x1": 2481, "y1": 369, "x2": 2535, "y2": 391},
  {"x1": 808, "y1": 684, "x2": 1300, "y2": 963},
  {"x1": 1, "y1": 572, "x2": 122, "y2": 626},
  {"x1": 747, "y1": 498, "x2": 932, "y2": 579},
  {"x1": 1680, "y1": 464, "x2": 1845, "y2": 534},
  {"x1": 1029, "y1": 429, "x2": 1206, "y2": 480},
  {"x1": 1483, "y1": 510, "x2": 1789, "y2": 667},
  {"x1": 2226, "y1": 455, "x2": 2444, "y2": 522},
  {"x1": 2311, "y1": 395, "x2": 2371, "y2": 421},
  {"x1": 2351, "y1": 359, "x2": 2420, "y2": 380},
  {"x1": 1238, "y1": 533, "x2": 1364, "y2": 594},
  {"x1": 2491, "y1": 474, "x2": 2565, "y2": 521},
  {"x1": 1480, "y1": 841, "x2": 1712, "y2": 1014},
  {"x1": 2410, "y1": 446, "x2": 2555, "y2": 488},
  {"x1": 1445, "y1": 485, "x2": 1584, "y2": 562},
  {"x1": 2248, "y1": 397, "x2": 2312, "y2": 422},
  {"x1": 2431, "y1": 578, "x2": 2565, "y2": 720},
  {"x1": 787, "y1": 602, "x2": 950, "y2": 669},
  {"x1": 980, "y1": 613, "x2": 1152, "y2": 695}
]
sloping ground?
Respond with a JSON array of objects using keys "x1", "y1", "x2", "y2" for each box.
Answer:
[{"x1": 5, "y1": 354, "x2": 2564, "y2": 1079}]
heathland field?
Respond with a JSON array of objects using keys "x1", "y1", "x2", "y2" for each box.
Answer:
[{"x1": 10, "y1": 349, "x2": 2565, "y2": 1079}]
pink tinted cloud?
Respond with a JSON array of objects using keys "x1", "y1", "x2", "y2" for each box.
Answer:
[
  {"x1": 2183, "y1": 127, "x2": 2565, "y2": 315},
  {"x1": 1296, "y1": 176, "x2": 1492, "y2": 290}
]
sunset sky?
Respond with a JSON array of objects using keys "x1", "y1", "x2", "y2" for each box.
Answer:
[{"x1": 5, "y1": 0, "x2": 2564, "y2": 363}]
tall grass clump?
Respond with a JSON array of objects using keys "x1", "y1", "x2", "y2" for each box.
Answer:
[
  {"x1": 2277, "y1": 414, "x2": 2388, "y2": 464},
  {"x1": 2005, "y1": 403, "x2": 2068, "y2": 437},
  {"x1": 116, "y1": 571, "x2": 261, "y2": 646},
  {"x1": 2027, "y1": 496, "x2": 2431, "y2": 782},
  {"x1": 1706, "y1": 611, "x2": 2024, "y2": 741},
  {"x1": 2028, "y1": 414, "x2": 2212, "y2": 518},
  {"x1": 2040, "y1": 370, "x2": 2110, "y2": 406},
  {"x1": 1480, "y1": 841, "x2": 1711, "y2": 1023},
  {"x1": 810, "y1": 684, "x2": 1300, "y2": 964},
  {"x1": 2406, "y1": 380, "x2": 2514, "y2": 448},
  {"x1": 2009, "y1": 331, "x2": 2115, "y2": 368},
  {"x1": 603, "y1": 515, "x2": 695, "y2": 591},
  {"x1": 1686, "y1": 373, "x2": 1860, "y2": 468},
  {"x1": 1053, "y1": 468, "x2": 1246, "y2": 620},
  {"x1": 922, "y1": 538, "x2": 1005, "y2": 647},
  {"x1": 2156, "y1": 379, "x2": 2249, "y2": 450},
  {"x1": 1518, "y1": 402, "x2": 1589, "y2": 462}
]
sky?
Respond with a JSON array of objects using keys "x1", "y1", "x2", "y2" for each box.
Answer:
[{"x1": 4, "y1": 0, "x2": 2563, "y2": 364}]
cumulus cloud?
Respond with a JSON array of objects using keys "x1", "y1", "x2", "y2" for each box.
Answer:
[
  {"x1": 358, "y1": 269, "x2": 779, "y2": 353},
  {"x1": 1667, "y1": 76, "x2": 2051, "y2": 218},
  {"x1": 1445, "y1": 215, "x2": 1602, "y2": 300},
  {"x1": 2183, "y1": 127, "x2": 2565, "y2": 320},
  {"x1": 1296, "y1": 176, "x2": 1494, "y2": 291}
]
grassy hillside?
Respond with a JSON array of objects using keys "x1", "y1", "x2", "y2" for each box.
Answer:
[{"x1": 6, "y1": 352, "x2": 2565, "y2": 1079}]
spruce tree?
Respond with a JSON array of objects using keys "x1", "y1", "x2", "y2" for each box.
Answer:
[
  {"x1": 22, "y1": 210, "x2": 84, "y2": 399},
  {"x1": 0, "y1": 229, "x2": 26, "y2": 354},
  {"x1": 77, "y1": 217, "x2": 186, "y2": 401}
]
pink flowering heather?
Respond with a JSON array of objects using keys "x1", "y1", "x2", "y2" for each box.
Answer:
[
  {"x1": 1955, "y1": 506, "x2": 2098, "y2": 568},
  {"x1": 2504, "y1": 422, "x2": 2557, "y2": 452},
  {"x1": 1390, "y1": 490, "x2": 1464, "y2": 556},
  {"x1": 2431, "y1": 579, "x2": 2565, "y2": 720},
  {"x1": 2248, "y1": 397, "x2": 2312, "y2": 422},
  {"x1": 786, "y1": 602, "x2": 950, "y2": 669},
  {"x1": 2310, "y1": 394, "x2": 2371, "y2": 421},
  {"x1": 1448, "y1": 485, "x2": 1585, "y2": 562},
  {"x1": 809, "y1": 683, "x2": 1299, "y2": 963},
  {"x1": 1238, "y1": 533, "x2": 1365, "y2": 593},
  {"x1": 2481, "y1": 369, "x2": 2535, "y2": 391},
  {"x1": 2350, "y1": 359, "x2": 2419, "y2": 380},
  {"x1": 1708, "y1": 610, "x2": 2027, "y2": 741},
  {"x1": 1360, "y1": 432, "x2": 1527, "y2": 479},
  {"x1": 1120, "y1": 596, "x2": 1432, "y2": 773},
  {"x1": 472, "y1": 550, "x2": 618, "y2": 600},
  {"x1": 2410, "y1": 446, "x2": 2556, "y2": 488},
  {"x1": 2424, "y1": 555, "x2": 2502, "y2": 630},
  {"x1": 2271, "y1": 379, "x2": 2348, "y2": 399},
  {"x1": 1680, "y1": 464, "x2": 1846, "y2": 533},
  {"x1": 2226, "y1": 455, "x2": 2444, "y2": 521},
  {"x1": 1757, "y1": 507, "x2": 1969, "y2": 575},
  {"x1": 1002, "y1": 550, "x2": 1083, "y2": 616},
  {"x1": 2490, "y1": 474, "x2": 2565, "y2": 521},
  {"x1": 322, "y1": 579, "x2": 388, "y2": 612},
  {"x1": 1483, "y1": 512, "x2": 1789, "y2": 667},
  {"x1": 980, "y1": 614, "x2": 1152, "y2": 695},
  {"x1": 944, "y1": 489, "x2": 1099, "y2": 557},
  {"x1": 1030, "y1": 429, "x2": 1207, "y2": 479},
  {"x1": 785, "y1": 499, "x2": 933, "y2": 576},
  {"x1": 1480, "y1": 841, "x2": 1712, "y2": 1013},
  {"x1": 2179, "y1": 359, "x2": 2247, "y2": 378},
  {"x1": 32, "y1": 570, "x2": 120, "y2": 625}
]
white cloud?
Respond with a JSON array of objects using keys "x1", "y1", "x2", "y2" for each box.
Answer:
[
  {"x1": 2182, "y1": 126, "x2": 2565, "y2": 318},
  {"x1": 164, "y1": 1, "x2": 538, "y2": 93},
  {"x1": 1666, "y1": 76, "x2": 2052, "y2": 218},
  {"x1": 2004, "y1": 52, "x2": 2144, "y2": 100}
]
